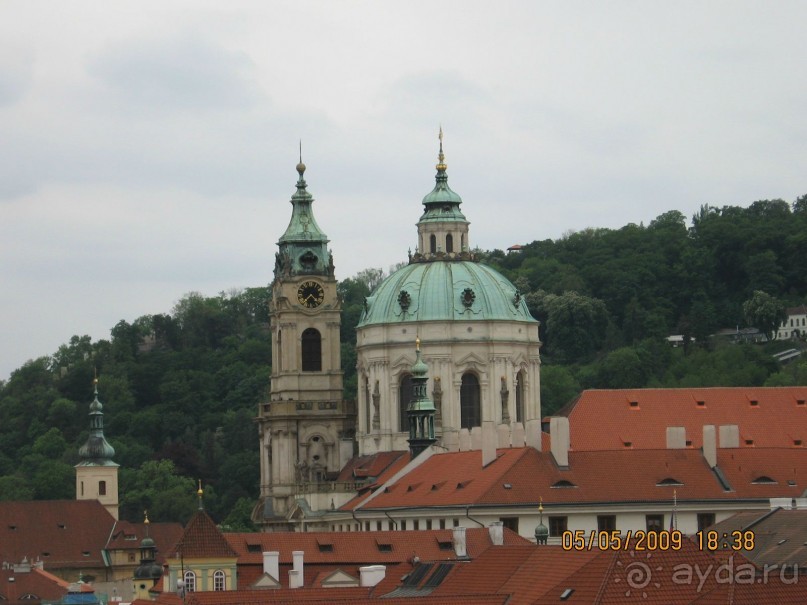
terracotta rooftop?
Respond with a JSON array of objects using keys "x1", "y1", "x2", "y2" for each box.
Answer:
[
  {"x1": 711, "y1": 508, "x2": 807, "y2": 569},
  {"x1": 352, "y1": 446, "x2": 807, "y2": 510},
  {"x1": 558, "y1": 387, "x2": 807, "y2": 451},
  {"x1": 168, "y1": 510, "x2": 237, "y2": 559},
  {"x1": 0, "y1": 564, "x2": 69, "y2": 602},
  {"x1": 105, "y1": 519, "x2": 183, "y2": 564},
  {"x1": 337, "y1": 451, "x2": 409, "y2": 481},
  {"x1": 0, "y1": 500, "x2": 115, "y2": 570}
]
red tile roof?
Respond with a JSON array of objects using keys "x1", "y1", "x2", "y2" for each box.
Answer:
[
  {"x1": 559, "y1": 387, "x2": 807, "y2": 451},
  {"x1": 353, "y1": 446, "x2": 807, "y2": 510},
  {"x1": 168, "y1": 510, "x2": 237, "y2": 559},
  {"x1": 0, "y1": 500, "x2": 115, "y2": 570},
  {"x1": 337, "y1": 451, "x2": 409, "y2": 481},
  {"x1": 0, "y1": 565, "x2": 69, "y2": 602},
  {"x1": 105, "y1": 520, "x2": 183, "y2": 564},
  {"x1": 432, "y1": 545, "x2": 598, "y2": 605},
  {"x1": 225, "y1": 527, "x2": 528, "y2": 565}
]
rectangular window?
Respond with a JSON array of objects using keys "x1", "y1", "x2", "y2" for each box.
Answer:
[
  {"x1": 401, "y1": 520, "x2": 407, "y2": 531},
  {"x1": 501, "y1": 517, "x2": 519, "y2": 533},
  {"x1": 426, "y1": 519, "x2": 433, "y2": 530},
  {"x1": 439, "y1": 519, "x2": 446, "y2": 529},
  {"x1": 376, "y1": 521, "x2": 382, "y2": 531},
  {"x1": 646, "y1": 515, "x2": 664, "y2": 532},
  {"x1": 548, "y1": 516, "x2": 568, "y2": 537},
  {"x1": 413, "y1": 520, "x2": 420, "y2": 530},
  {"x1": 597, "y1": 515, "x2": 616, "y2": 531},
  {"x1": 98, "y1": 481, "x2": 106, "y2": 496},
  {"x1": 697, "y1": 513, "x2": 716, "y2": 532}
]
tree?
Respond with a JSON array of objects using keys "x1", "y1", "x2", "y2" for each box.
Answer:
[
  {"x1": 743, "y1": 291, "x2": 787, "y2": 341},
  {"x1": 541, "y1": 291, "x2": 609, "y2": 362}
]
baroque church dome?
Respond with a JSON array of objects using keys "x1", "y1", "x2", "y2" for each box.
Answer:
[
  {"x1": 359, "y1": 261, "x2": 534, "y2": 326},
  {"x1": 355, "y1": 132, "x2": 541, "y2": 456}
]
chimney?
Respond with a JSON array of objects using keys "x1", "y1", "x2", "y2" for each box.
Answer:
[
  {"x1": 550, "y1": 417, "x2": 570, "y2": 467},
  {"x1": 470, "y1": 426, "x2": 482, "y2": 450},
  {"x1": 497, "y1": 423, "x2": 511, "y2": 448},
  {"x1": 262, "y1": 551, "x2": 279, "y2": 581},
  {"x1": 292, "y1": 550, "x2": 304, "y2": 574},
  {"x1": 666, "y1": 427, "x2": 686, "y2": 449},
  {"x1": 162, "y1": 565, "x2": 170, "y2": 593},
  {"x1": 458, "y1": 428, "x2": 471, "y2": 451},
  {"x1": 525, "y1": 419, "x2": 541, "y2": 450},
  {"x1": 703, "y1": 425, "x2": 717, "y2": 468},
  {"x1": 719, "y1": 425, "x2": 739, "y2": 449},
  {"x1": 489, "y1": 521, "x2": 504, "y2": 546},
  {"x1": 359, "y1": 565, "x2": 386, "y2": 587},
  {"x1": 453, "y1": 526, "x2": 467, "y2": 558},
  {"x1": 288, "y1": 569, "x2": 303, "y2": 589},
  {"x1": 512, "y1": 422, "x2": 526, "y2": 447},
  {"x1": 482, "y1": 421, "x2": 497, "y2": 466}
]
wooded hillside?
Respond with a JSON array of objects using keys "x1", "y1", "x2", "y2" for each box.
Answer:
[{"x1": 1, "y1": 196, "x2": 805, "y2": 523}]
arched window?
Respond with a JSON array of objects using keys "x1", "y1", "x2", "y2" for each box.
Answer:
[
  {"x1": 301, "y1": 328, "x2": 322, "y2": 371},
  {"x1": 429, "y1": 234, "x2": 437, "y2": 253},
  {"x1": 99, "y1": 481, "x2": 106, "y2": 496},
  {"x1": 399, "y1": 374, "x2": 413, "y2": 432},
  {"x1": 277, "y1": 329, "x2": 282, "y2": 371},
  {"x1": 460, "y1": 373, "x2": 481, "y2": 429},
  {"x1": 515, "y1": 370, "x2": 526, "y2": 423},
  {"x1": 364, "y1": 376, "x2": 371, "y2": 432},
  {"x1": 183, "y1": 571, "x2": 196, "y2": 593},
  {"x1": 446, "y1": 234, "x2": 454, "y2": 253},
  {"x1": 461, "y1": 234, "x2": 465, "y2": 251},
  {"x1": 213, "y1": 570, "x2": 226, "y2": 591}
]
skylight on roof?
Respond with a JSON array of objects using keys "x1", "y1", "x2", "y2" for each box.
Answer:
[
  {"x1": 657, "y1": 478, "x2": 684, "y2": 486},
  {"x1": 752, "y1": 476, "x2": 777, "y2": 484},
  {"x1": 551, "y1": 480, "x2": 577, "y2": 489},
  {"x1": 560, "y1": 588, "x2": 575, "y2": 600}
]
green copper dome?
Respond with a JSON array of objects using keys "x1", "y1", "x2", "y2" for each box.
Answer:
[
  {"x1": 77, "y1": 383, "x2": 117, "y2": 467},
  {"x1": 358, "y1": 261, "x2": 536, "y2": 326}
]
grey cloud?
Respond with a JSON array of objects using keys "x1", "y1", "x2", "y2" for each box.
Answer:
[
  {"x1": 86, "y1": 33, "x2": 261, "y2": 113},
  {"x1": 0, "y1": 47, "x2": 33, "y2": 107}
]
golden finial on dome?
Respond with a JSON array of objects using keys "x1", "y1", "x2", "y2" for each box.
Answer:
[
  {"x1": 296, "y1": 140, "x2": 306, "y2": 175},
  {"x1": 538, "y1": 496, "x2": 543, "y2": 513},
  {"x1": 144, "y1": 510, "x2": 150, "y2": 524},
  {"x1": 416, "y1": 335, "x2": 421, "y2": 351},
  {"x1": 436, "y1": 126, "x2": 447, "y2": 171}
]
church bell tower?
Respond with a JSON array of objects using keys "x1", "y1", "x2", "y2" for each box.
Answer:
[{"x1": 257, "y1": 158, "x2": 354, "y2": 530}]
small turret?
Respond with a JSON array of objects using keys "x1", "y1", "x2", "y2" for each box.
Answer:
[
  {"x1": 75, "y1": 375, "x2": 119, "y2": 519},
  {"x1": 534, "y1": 498, "x2": 549, "y2": 545},
  {"x1": 406, "y1": 337, "x2": 437, "y2": 458}
]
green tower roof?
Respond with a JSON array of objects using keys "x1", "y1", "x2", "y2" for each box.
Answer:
[
  {"x1": 418, "y1": 128, "x2": 466, "y2": 224},
  {"x1": 358, "y1": 261, "x2": 536, "y2": 327},
  {"x1": 274, "y1": 160, "x2": 333, "y2": 278},
  {"x1": 77, "y1": 380, "x2": 117, "y2": 467}
]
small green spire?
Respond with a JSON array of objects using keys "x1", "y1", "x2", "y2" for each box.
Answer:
[
  {"x1": 275, "y1": 154, "x2": 332, "y2": 279},
  {"x1": 407, "y1": 337, "x2": 436, "y2": 458},
  {"x1": 420, "y1": 128, "x2": 465, "y2": 216},
  {"x1": 77, "y1": 375, "x2": 116, "y2": 466}
]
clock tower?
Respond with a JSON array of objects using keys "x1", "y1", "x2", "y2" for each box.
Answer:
[{"x1": 257, "y1": 159, "x2": 354, "y2": 530}]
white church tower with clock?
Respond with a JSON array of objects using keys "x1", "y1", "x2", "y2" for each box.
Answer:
[{"x1": 256, "y1": 159, "x2": 354, "y2": 531}]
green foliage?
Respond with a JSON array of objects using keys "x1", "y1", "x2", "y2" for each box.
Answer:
[
  {"x1": 0, "y1": 475, "x2": 34, "y2": 501},
  {"x1": 120, "y1": 459, "x2": 199, "y2": 523},
  {"x1": 220, "y1": 496, "x2": 258, "y2": 532},
  {"x1": 539, "y1": 366, "x2": 581, "y2": 415},
  {"x1": 743, "y1": 291, "x2": 787, "y2": 341},
  {"x1": 1, "y1": 194, "x2": 806, "y2": 525}
]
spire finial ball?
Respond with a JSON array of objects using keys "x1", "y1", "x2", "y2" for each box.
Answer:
[{"x1": 296, "y1": 162, "x2": 306, "y2": 176}]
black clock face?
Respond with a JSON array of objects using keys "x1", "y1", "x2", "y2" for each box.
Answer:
[{"x1": 297, "y1": 281, "x2": 325, "y2": 309}]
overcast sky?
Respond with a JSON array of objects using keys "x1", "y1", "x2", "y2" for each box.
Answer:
[{"x1": 1, "y1": 1, "x2": 806, "y2": 380}]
